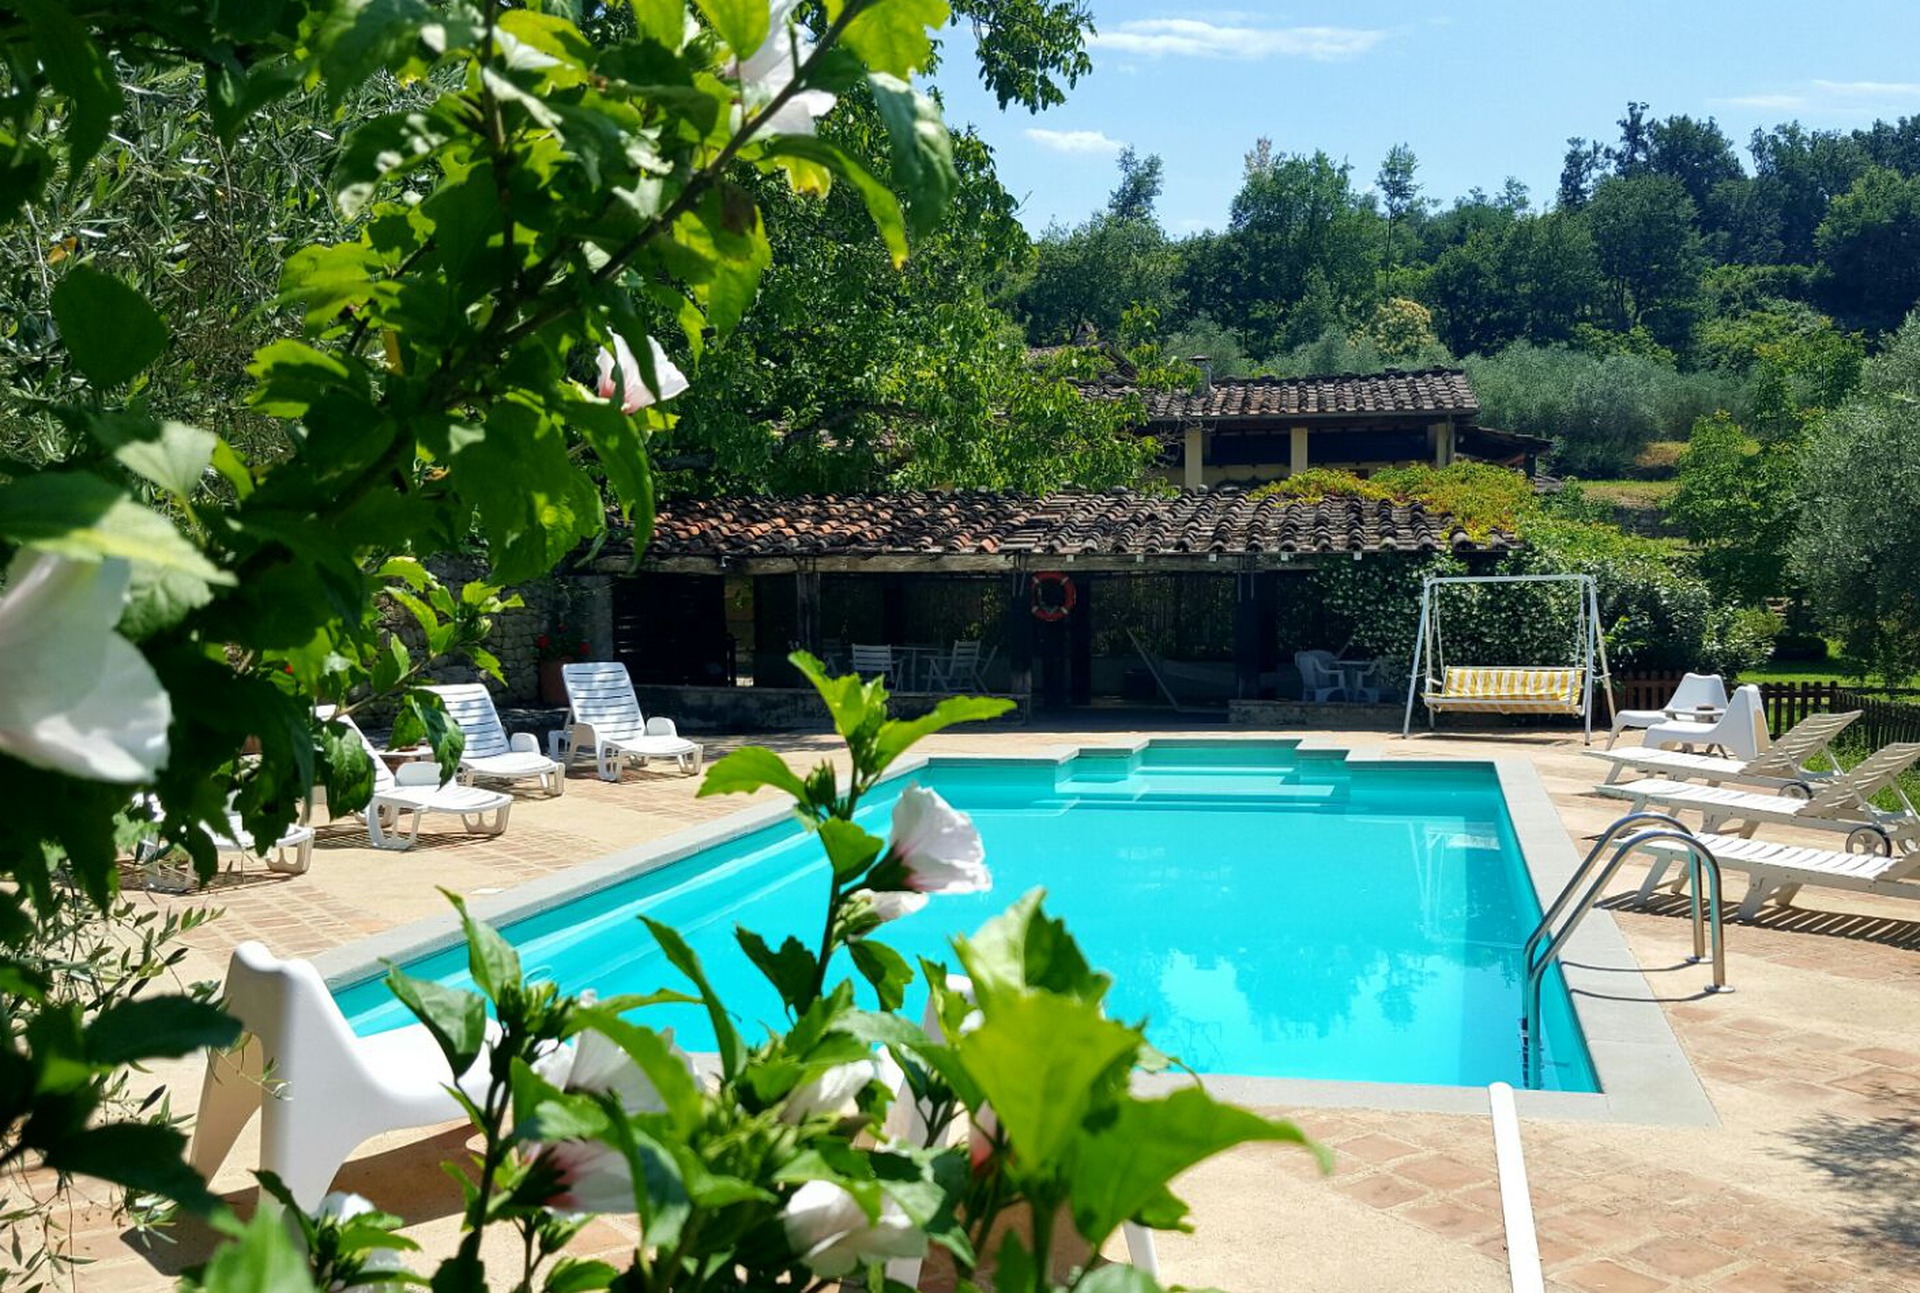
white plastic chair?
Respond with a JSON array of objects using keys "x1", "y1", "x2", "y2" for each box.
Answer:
[
  {"x1": 1607, "y1": 672, "x2": 1728, "y2": 748},
  {"x1": 548, "y1": 662, "x2": 702, "y2": 781},
  {"x1": 133, "y1": 794, "x2": 315, "y2": 876},
  {"x1": 427, "y1": 683, "x2": 564, "y2": 795},
  {"x1": 885, "y1": 975, "x2": 1160, "y2": 1288},
  {"x1": 1295, "y1": 650, "x2": 1346, "y2": 703},
  {"x1": 1642, "y1": 684, "x2": 1765, "y2": 762},
  {"x1": 324, "y1": 709, "x2": 513, "y2": 850},
  {"x1": 189, "y1": 941, "x2": 491, "y2": 1211}
]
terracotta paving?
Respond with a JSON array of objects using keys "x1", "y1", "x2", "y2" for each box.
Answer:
[{"x1": 44, "y1": 722, "x2": 1920, "y2": 1291}]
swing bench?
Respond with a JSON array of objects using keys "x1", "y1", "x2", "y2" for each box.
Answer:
[{"x1": 1401, "y1": 574, "x2": 1615, "y2": 744}]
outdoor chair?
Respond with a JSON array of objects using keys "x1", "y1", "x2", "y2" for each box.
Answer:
[
  {"x1": 549, "y1": 662, "x2": 703, "y2": 781},
  {"x1": 1591, "y1": 708, "x2": 1860, "y2": 790},
  {"x1": 322, "y1": 709, "x2": 513, "y2": 850},
  {"x1": 1637, "y1": 823, "x2": 1920, "y2": 918},
  {"x1": 1639, "y1": 684, "x2": 1766, "y2": 762},
  {"x1": 134, "y1": 793, "x2": 315, "y2": 876},
  {"x1": 1607, "y1": 672, "x2": 1729, "y2": 748},
  {"x1": 926, "y1": 640, "x2": 983, "y2": 692},
  {"x1": 189, "y1": 941, "x2": 492, "y2": 1211},
  {"x1": 427, "y1": 683, "x2": 564, "y2": 795},
  {"x1": 850, "y1": 644, "x2": 895, "y2": 682},
  {"x1": 1296, "y1": 650, "x2": 1346, "y2": 703}
]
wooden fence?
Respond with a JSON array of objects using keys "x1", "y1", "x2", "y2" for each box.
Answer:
[{"x1": 1602, "y1": 671, "x2": 1920, "y2": 747}]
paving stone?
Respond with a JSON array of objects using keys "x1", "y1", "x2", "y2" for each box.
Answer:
[{"x1": 1556, "y1": 1259, "x2": 1673, "y2": 1293}]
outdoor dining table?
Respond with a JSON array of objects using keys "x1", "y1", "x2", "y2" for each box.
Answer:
[{"x1": 889, "y1": 644, "x2": 947, "y2": 691}]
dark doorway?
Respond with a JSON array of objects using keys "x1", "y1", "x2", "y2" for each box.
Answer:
[{"x1": 613, "y1": 574, "x2": 735, "y2": 685}]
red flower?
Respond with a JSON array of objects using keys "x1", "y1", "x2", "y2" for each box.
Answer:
[
  {"x1": 282, "y1": 663, "x2": 294, "y2": 675},
  {"x1": 576, "y1": 642, "x2": 590, "y2": 658},
  {"x1": 537, "y1": 634, "x2": 550, "y2": 649}
]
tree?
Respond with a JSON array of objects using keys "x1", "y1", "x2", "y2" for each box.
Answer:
[
  {"x1": 1376, "y1": 143, "x2": 1427, "y2": 292},
  {"x1": 1584, "y1": 174, "x2": 1705, "y2": 346},
  {"x1": 1107, "y1": 145, "x2": 1164, "y2": 223},
  {"x1": 1558, "y1": 138, "x2": 1608, "y2": 209},
  {"x1": 1423, "y1": 211, "x2": 1600, "y2": 354},
  {"x1": 1610, "y1": 101, "x2": 1654, "y2": 175},
  {"x1": 1749, "y1": 123, "x2": 1867, "y2": 263},
  {"x1": 1814, "y1": 165, "x2": 1920, "y2": 333},
  {"x1": 1648, "y1": 114, "x2": 1744, "y2": 210},
  {"x1": 1792, "y1": 313, "x2": 1920, "y2": 677},
  {"x1": 947, "y1": 0, "x2": 1097, "y2": 112},
  {"x1": 1203, "y1": 145, "x2": 1378, "y2": 343},
  {"x1": 1017, "y1": 211, "x2": 1181, "y2": 343},
  {"x1": 1672, "y1": 412, "x2": 1801, "y2": 604}
]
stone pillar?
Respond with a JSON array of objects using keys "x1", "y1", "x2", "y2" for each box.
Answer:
[
  {"x1": 1068, "y1": 574, "x2": 1093, "y2": 707},
  {"x1": 1290, "y1": 425, "x2": 1309, "y2": 476},
  {"x1": 1430, "y1": 420, "x2": 1455, "y2": 467},
  {"x1": 1183, "y1": 426, "x2": 1205, "y2": 489}
]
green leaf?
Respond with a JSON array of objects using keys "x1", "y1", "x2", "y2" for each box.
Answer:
[
  {"x1": 694, "y1": 0, "x2": 771, "y2": 56},
  {"x1": 386, "y1": 968, "x2": 489, "y2": 1076},
  {"x1": 788, "y1": 650, "x2": 885, "y2": 742},
  {"x1": 110, "y1": 420, "x2": 219, "y2": 498},
  {"x1": 849, "y1": 939, "x2": 914, "y2": 1012},
  {"x1": 627, "y1": 0, "x2": 687, "y2": 47},
  {"x1": 0, "y1": 471, "x2": 229, "y2": 585},
  {"x1": 1069, "y1": 1088, "x2": 1326, "y2": 1247},
  {"x1": 818, "y1": 818, "x2": 883, "y2": 882},
  {"x1": 868, "y1": 73, "x2": 955, "y2": 235},
  {"x1": 10, "y1": 0, "x2": 123, "y2": 181},
  {"x1": 1072, "y1": 1266, "x2": 1169, "y2": 1293},
  {"x1": 736, "y1": 929, "x2": 818, "y2": 1017},
  {"x1": 332, "y1": 110, "x2": 453, "y2": 218},
  {"x1": 697, "y1": 746, "x2": 810, "y2": 802},
  {"x1": 318, "y1": 719, "x2": 376, "y2": 814},
  {"x1": 560, "y1": 394, "x2": 654, "y2": 540},
  {"x1": 44, "y1": 1122, "x2": 218, "y2": 1213},
  {"x1": 954, "y1": 991, "x2": 1137, "y2": 1168},
  {"x1": 544, "y1": 1258, "x2": 619, "y2": 1293},
  {"x1": 50, "y1": 266, "x2": 168, "y2": 388},
  {"x1": 871, "y1": 695, "x2": 1013, "y2": 774},
  {"x1": 280, "y1": 242, "x2": 384, "y2": 331},
  {"x1": 87, "y1": 996, "x2": 240, "y2": 1065},
  {"x1": 573, "y1": 1007, "x2": 704, "y2": 1131},
  {"x1": 309, "y1": 0, "x2": 435, "y2": 93},
  {"x1": 188, "y1": 1204, "x2": 318, "y2": 1291},
  {"x1": 641, "y1": 917, "x2": 745, "y2": 1080},
  {"x1": 760, "y1": 137, "x2": 909, "y2": 266},
  {"x1": 830, "y1": 0, "x2": 948, "y2": 78},
  {"x1": 955, "y1": 889, "x2": 1109, "y2": 1006},
  {"x1": 446, "y1": 892, "x2": 521, "y2": 999}
]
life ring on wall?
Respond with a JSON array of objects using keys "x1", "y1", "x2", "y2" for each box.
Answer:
[{"x1": 1031, "y1": 571, "x2": 1076, "y2": 622}]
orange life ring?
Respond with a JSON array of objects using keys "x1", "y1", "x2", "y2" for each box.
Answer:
[{"x1": 1031, "y1": 571, "x2": 1076, "y2": 622}]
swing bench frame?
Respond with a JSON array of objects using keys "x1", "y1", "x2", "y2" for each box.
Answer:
[{"x1": 1400, "y1": 573, "x2": 1615, "y2": 744}]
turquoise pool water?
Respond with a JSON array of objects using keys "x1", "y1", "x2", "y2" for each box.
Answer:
[{"x1": 335, "y1": 741, "x2": 1598, "y2": 1092}]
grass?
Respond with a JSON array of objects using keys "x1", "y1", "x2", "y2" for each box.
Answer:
[{"x1": 1829, "y1": 740, "x2": 1920, "y2": 815}]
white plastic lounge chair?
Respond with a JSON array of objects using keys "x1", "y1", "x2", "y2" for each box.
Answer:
[
  {"x1": 1635, "y1": 824, "x2": 1920, "y2": 917},
  {"x1": 426, "y1": 683, "x2": 564, "y2": 795},
  {"x1": 850, "y1": 644, "x2": 895, "y2": 682},
  {"x1": 1591, "y1": 708, "x2": 1860, "y2": 790},
  {"x1": 323, "y1": 709, "x2": 512, "y2": 850},
  {"x1": 548, "y1": 662, "x2": 702, "y2": 781},
  {"x1": 1600, "y1": 741, "x2": 1920, "y2": 852},
  {"x1": 1606, "y1": 672, "x2": 1728, "y2": 748},
  {"x1": 925, "y1": 640, "x2": 983, "y2": 692},
  {"x1": 133, "y1": 795, "x2": 316, "y2": 876},
  {"x1": 1296, "y1": 650, "x2": 1346, "y2": 703},
  {"x1": 885, "y1": 975, "x2": 1159, "y2": 1288},
  {"x1": 1636, "y1": 684, "x2": 1765, "y2": 762},
  {"x1": 189, "y1": 940, "x2": 492, "y2": 1211}
]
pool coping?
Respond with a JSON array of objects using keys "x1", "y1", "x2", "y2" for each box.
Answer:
[{"x1": 311, "y1": 734, "x2": 1716, "y2": 1128}]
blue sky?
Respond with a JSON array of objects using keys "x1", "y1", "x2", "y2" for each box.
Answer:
[{"x1": 932, "y1": 1, "x2": 1920, "y2": 233}]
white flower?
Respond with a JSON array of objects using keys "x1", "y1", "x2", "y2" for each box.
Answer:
[
  {"x1": 852, "y1": 887, "x2": 928, "y2": 925},
  {"x1": 539, "y1": 1139, "x2": 636, "y2": 1215},
  {"x1": 888, "y1": 784, "x2": 990, "y2": 895},
  {"x1": 595, "y1": 332, "x2": 688, "y2": 413},
  {"x1": 0, "y1": 550, "x2": 170, "y2": 783},
  {"x1": 533, "y1": 1025, "x2": 689, "y2": 1116},
  {"x1": 782, "y1": 1179, "x2": 926, "y2": 1277},
  {"x1": 731, "y1": 0, "x2": 837, "y2": 137},
  {"x1": 779, "y1": 1058, "x2": 881, "y2": 1124}
]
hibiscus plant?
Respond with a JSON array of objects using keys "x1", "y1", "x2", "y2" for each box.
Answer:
[{"x1": 212, "y1": 658, "x2": 1321, "y2": 1291}]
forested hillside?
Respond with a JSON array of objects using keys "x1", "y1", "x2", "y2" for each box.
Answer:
[{"x1": 1015, "y1": 103, "x2": 1920, "y2": 477}]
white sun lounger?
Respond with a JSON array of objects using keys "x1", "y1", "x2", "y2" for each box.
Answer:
[
  {"x1": 1591, "y1": 707, "x2": 1860, "y2": 790},
  {"x1": 550, "y1": 662, "x2": 703, "y2": 781},
  {"x1": 1636, "y1": 827, "x2": 1920, "y2": 917},
  {"x1": 190, "y1": 941, "x2": 492, "y2": 1210},
  {"x1": 324, "y1": 709, "x2": 513, "y2": 850},
  {"x1": 1599, "y1": 741, "x2": 1920, "y2": 852},
  {"x1": 426, "y1": 683, "x2": 564, "y2": 795},
  {"x1": 134, "y1": 794, "x2": 316, "y2": 876}
]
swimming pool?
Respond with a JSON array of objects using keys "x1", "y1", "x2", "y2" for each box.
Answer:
[{"x1": 335, "y1": 740, "x2": 1597, "y2": 1092}]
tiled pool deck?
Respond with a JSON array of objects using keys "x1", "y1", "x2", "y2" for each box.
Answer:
[{"x1": 60, "y1": 722, "x2": 1920, "y2": 1292}]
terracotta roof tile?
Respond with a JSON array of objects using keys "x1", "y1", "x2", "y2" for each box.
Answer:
[
  {"x1": 1082, "y1": 368, "x2": 1479, "y2": 422},
  {"x1": 630, "y1": 489, "x2": 1514, "y2": 563}
]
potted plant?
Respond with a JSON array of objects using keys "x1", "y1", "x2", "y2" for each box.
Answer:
[{"x1": 536, "y1": 625, "x2": 592, "y2": 704}]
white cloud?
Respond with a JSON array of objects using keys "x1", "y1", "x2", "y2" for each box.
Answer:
[
  {"x1": 1091, "y1": 18, "x2": 1387, "y2": 62},
  {"x1": 1025, "y1": 128, "x2": 1126, "y2": 155},
  {"x1": 1716, "y1": 79, "x2": 1920, "y2": 115}
]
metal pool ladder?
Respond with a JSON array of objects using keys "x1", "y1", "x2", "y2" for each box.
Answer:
[{"x1": 1520, "y1": 811, "x2": 1730, "y2": 1087}]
